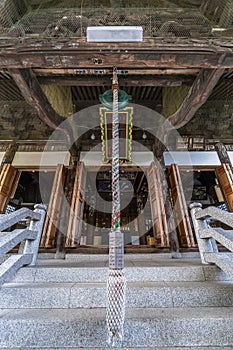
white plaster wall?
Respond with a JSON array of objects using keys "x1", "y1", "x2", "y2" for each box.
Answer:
[
  {"x1": 12, "y1": 152, "x2": 70, "y2": 167},
  {"x1": 80, "y1": 151, "x2": 154, "y2": 167},
  {"x1": 163, "y1": 151, "x2": 221, "y2": 167}
]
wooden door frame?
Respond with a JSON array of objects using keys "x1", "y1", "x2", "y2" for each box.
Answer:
[
  {"x1": 78, "y1": 164, "x2": 160, "y2": 251},
  {"x1": 0, "y1": 164, "x2": 19, "y2": 213}
]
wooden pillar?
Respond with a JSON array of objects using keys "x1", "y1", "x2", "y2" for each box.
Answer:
[
  {"x1": 137, "y1": 196, "x2": 147, "y2": 245},
  {"x1": 215, "y1": 143, "x2": 233, "y2": 212},
  {"x1": 215, "y1": 142, "x2": 233, "y2": 172},
  {"x1": 86, "y1": 212, "x2": 96, "y2": 245},
  {"x1": 55, "y1": 164, "x2": 76, "y2": 256},
  {"x1": 147, "y1": 162, "x2": 170, "y2": 247},
  {"x1": 168, "y1": 164, "x2": 195, "y2": 247},
  {"x1": 1, "y1": 143, "x2": 18, "y2": 166},
  {"x1": 216, "y1": 164, "x2": 233, "y2": 212},
  {"x1": 40, "y1": 164, "x2": 66, "y2": 248},
  {"x1": 0, "y1": 143, "x2": 19, "y2": 213},
  {"x1": 0, "y1": 164, "x2": 19, "y2": 213},
  {"x1": 65, "y1": 161, "x2": 87, "y2": 247},
  {"x1": 164, "y1": 183, "x2": 180, "y2": 252},
  {"x1": 152, "y1": 145, "x2": 179, "y2": 251}
]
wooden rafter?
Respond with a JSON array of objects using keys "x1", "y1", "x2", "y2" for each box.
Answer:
[{"x1": 9, "y1": 68, "x2": 74, "y2": 146}]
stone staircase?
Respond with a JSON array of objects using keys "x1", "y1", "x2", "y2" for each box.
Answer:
[{"x1": 0, "y1": 253, "x2": 233, "y2": 349}]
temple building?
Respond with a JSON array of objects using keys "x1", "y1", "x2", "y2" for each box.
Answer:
[
  {"x1": 0, "y1": 0, "x2": 232, "y2": 254},
  {"x1": 0, "y1": 1, "x2": 233, "y2": 347}
]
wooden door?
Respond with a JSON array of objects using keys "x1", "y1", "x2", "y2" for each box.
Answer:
[
  {"x1": 216, "y1": 164, "x2": 233, "y2": 211},
  {"x1": 40, "y1": 164, "x2": 66, "y2": 248},
  {"x1": 168, "y1": 164, "x2": 195, "y2": 247},
  {"x1": 66, "y1": 161, "x2": 87, "y2": 247},
  {"x1": 0, "y1": 164, "x2": 19, "y2": 213},
  {"x1": 147, "y1": 162, "x2": 169, "y2": 247}
]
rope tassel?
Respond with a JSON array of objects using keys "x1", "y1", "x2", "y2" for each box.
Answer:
[
  {"x1": 106, "y1": 268, "x2": 126, "y2": 346},
  {"x1": 106, "y1": 68, "x2": 126, "y2": 346}
]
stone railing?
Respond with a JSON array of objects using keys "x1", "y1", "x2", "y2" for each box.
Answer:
[
  {"x1": 190, "y1": 203, "x2": 233, "y2": 279},
  {"x1": 0, "y1": 204, "x2": 46, "y2": 285}
]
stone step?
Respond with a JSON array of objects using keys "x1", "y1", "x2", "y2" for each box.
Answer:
[
  {"x1": 5, "y1": 348, "x2": 233, "y2": 350},
  {"x1": 37, "y1": 252, "x2": 202, "y2": 261},
  {"x1": 11, "y1": 261, "x2": 230, "y2": 283},
  {"x1": 0, "y1": 307, "x2": 233, "y2": 348},
  {"x1": 1, "y1": 280, "x2": 233, "y2": 309}
]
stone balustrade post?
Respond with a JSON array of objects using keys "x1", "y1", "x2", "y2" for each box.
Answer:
[
  {"x1": 23, "y1": 204, "x2": 47, "y2": 266},
  {"x1": 189, "y1": 202, "x2": 218, "y2": 264}
]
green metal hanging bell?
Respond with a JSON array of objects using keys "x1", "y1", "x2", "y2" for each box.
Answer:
[{"x1": 99, "y1": 89, "x2": 132, "y2": 109}]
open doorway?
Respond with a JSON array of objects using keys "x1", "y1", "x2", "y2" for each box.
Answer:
[
  {"x1": 81, "y1": 167, "x2": 153, "y2": 247},
  {"x1": 180, "y1": 169, "x2": 226, "y2": 209},
  {"x1": 7, "y1": 171, "x2": 55, "y2": 213}
]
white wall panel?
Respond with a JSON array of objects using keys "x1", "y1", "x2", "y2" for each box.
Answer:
[
  {"x1": 80, "y1": 151, "x2": 154, "y2": 167},
  {"x1": 163, "y1": 151, "x2": 221, "y2": 167},
  {"x1": 12, "y1": 152, "x2": 70, "y2": 167}
]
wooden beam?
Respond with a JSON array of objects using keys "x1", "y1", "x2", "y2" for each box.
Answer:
[
  {"x1": 9, "y1": 68, "x2": 74, "y2": 146},
  {"x1": 34, "y1": 68, "x2": 200, "y2": 76},
  {"x1": 0, "y1": 38, "x2": 232, "y2": 69},
  {"x1": 1, "y1": 50, "x2": 231, "y2": 69},
  {"x1": 37, "y1": 75, "x2": 194, "y2": 87},
  {"x1": 167, "y1": 68, "x2": 225, "y2": 129}
]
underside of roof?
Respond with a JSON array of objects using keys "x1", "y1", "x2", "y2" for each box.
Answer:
[{"x1": 0, "y1": 0, "x2": 232, "y2": 149}]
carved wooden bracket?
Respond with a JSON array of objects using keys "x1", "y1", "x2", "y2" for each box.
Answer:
[
  {"x1": 9, "y1": 68, "x2": 75, "y2": 149},
  {"x1": 158, "y1": 67, "x2": 225, "y2": 151},
  {"x1": 168, "y1": 68, "x2": 225, "y2": 129}
]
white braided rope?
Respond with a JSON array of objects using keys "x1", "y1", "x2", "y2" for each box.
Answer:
[
  {"x1": 111, "y1": 88, "x2": 120, "y2": 229},
  {"x1": 106, "y1": 72, "x2": 126, "y2": 347}
]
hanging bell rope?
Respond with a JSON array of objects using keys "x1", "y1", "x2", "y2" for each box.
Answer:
[{"x1": 106, "y1": 67, "x2": 126, "y2": 347}]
